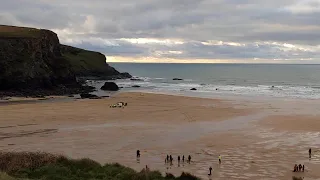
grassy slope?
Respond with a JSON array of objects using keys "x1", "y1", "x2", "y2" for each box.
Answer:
[
  {"x1": 0, "y1": 25, "x2": 40, "y2": 38},
  {"x1": 61, "y1": 45, "x2": 114, "y2": 76},
  {"x1": 0, "y1": 173, "x2": 30, "y2": 180},
  {"x1": 0, "y1": 152, "x2": 200, "y2": 180}
]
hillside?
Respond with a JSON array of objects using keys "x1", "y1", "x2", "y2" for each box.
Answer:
[
  {"x1": 61, "y1": 45, "x2": 131, "y2": 78},
  {"x1": 0, "y1": 25, "x2": 130, "y2": 96}
]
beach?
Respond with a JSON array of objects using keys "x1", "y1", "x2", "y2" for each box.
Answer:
[{"x1": 1, "y1": 92, "x2": 320, "y2": 180}]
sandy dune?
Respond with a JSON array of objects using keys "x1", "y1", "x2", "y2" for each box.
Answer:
[{"x1": 0, "y1": 92, "x2": 320, "y2": 179}]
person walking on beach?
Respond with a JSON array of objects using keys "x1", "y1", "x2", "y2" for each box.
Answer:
[
  {"x1": 309, "y1": 148, "x2": 312, "y2": 158},
  {"x1": 166, "y1": 155, "x2": 169, "y2": 162},
  {"x1": 302, "y1": 165, "x2": 305, "y2": 172},
  {"x1": 188, "y1": 155, "x2": 191, "y2": 163},
  {"x1": 299, "y1": 164, "x2": 302, "y2": 171},
  {"x1": 182, "y1": 155, "x2": 185, "y2": 162},
  {"x1": 219, "y1": 155, "x2": 222, "y2": 164},
  {"x1": 170, "y1": 155, "x2": 173, "y2": 163},
  {"x1": 293, "y1": 164, "x2": 298, "y2": 172},
  {"x1": 178, "y1": 156, "x2": 180, "y2": 163},
  {"x1": 208, "y1": 167, "x2": 213, "y2": 176},
  {"x1": 137, "y1": 150, "x2": 140, "y2": 158}
]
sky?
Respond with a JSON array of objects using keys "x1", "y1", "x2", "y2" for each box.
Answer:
[{"x1": 0, "y1": 0, "x2": 320, "y2": 63}]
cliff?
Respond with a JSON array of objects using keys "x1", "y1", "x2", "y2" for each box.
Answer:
[
  {"x1": 0, "y1": 25, "x2": 129, "y2": 96},
  {"x1": 0, "y1": 25, "x2": 77, "y2": 91},
  {"x1": 61, "y1": 45, "x2": 131, "y2": 79}
]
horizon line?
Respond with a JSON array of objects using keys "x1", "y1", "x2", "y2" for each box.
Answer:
[{"x1": 108, "y1": 62, "x2": 320, "y2": 65}]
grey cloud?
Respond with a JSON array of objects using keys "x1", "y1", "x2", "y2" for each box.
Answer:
[
  {"x1": 0, "y1": 0, "x2": 320, "y2": 61},
  {"x1": 65, "y1": 37, "x2": 320, "y2": 61},
  {"x1": 67, "y1": 39, "x2": 149, "y2": 57}
]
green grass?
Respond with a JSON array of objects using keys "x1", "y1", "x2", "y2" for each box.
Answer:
[
  {"x1": 0, "y1": 152, "x2": 200, "y2": 180},
  {"x1": 61, "y1": 45, "x2": 118, "y2": 76},
  {"x1": 0, "y1": 173, "x2": 18, "y2": 180},
  {"x1": 0, "y1": 172, "x2": 31, "y2": 180},
  {"x1": 0, "y1": 25, "x2": 41, "y2": 38}
]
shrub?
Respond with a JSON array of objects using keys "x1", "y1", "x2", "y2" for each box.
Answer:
[
  {"x1": 0, "y1": 152, "x2": 202, "y2": 180},
  {"x1": 0, "y1": 152, "x2": 60, "y2": 173}
]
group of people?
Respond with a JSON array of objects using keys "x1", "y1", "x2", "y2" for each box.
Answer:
[
  {"x1": 136, "y1": 149, "x2": 223, "y2": 177},
  {"x1": 293, "y1": 164, "x2": 305, "y2": 172},
  {"x1": 137, "y1": 148, "x2": 315, "y2": 177},
  {"x1": 165, "y1": 155, "x2": 192, "y2": 164},
  {"x1": 292, "y1": 148, "x2": 312, "y2": 173}
]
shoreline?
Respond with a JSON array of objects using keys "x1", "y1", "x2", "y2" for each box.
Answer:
[{"x1": 2, "y1": 88, "x2": 319, "y2": 105}]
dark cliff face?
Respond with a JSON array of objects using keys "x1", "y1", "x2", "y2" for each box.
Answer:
[
  {"x1": 0, "y1": 25, "x2": 131, "y2": 96},
  {"x1": 0, "y1": 28, "x2": 76, "y2": 90}
]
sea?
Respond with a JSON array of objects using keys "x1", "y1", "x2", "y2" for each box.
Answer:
[{"x1": 89, "y1": 63, "x2": 320, "y2": 99}]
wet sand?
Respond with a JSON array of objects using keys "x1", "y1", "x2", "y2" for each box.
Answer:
[
  {"x1": 260, "y1": 115, "x2": 320, "y2": 132},
  {"x1": 0, "y1": 92, "x2": 320, "y2": 179}
]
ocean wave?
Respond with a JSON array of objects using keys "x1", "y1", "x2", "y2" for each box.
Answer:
[{"x1": 89, "y1": 78, "x2": 320, "y2": 99}]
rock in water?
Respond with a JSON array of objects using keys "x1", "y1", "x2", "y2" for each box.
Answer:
[
  {"x1": 101, "y1": 82, "x2": 119, "y2": 91},
  {"x1": 173, "y1": 78, "x2": 183, "y2": 80},
  {"x1": 132, "y1": 85, "x2": 141, "y2": 88},
  {"x1": 190, "y1": 88, "x2": 197, "y2": 91},
  {"x1": 120, "y1": 72, "x2": 132, "y2": 78}
]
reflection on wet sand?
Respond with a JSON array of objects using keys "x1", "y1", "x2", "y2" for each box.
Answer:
[{"x1": 0, "y1": 92, "x2": 320, "y2": 179}]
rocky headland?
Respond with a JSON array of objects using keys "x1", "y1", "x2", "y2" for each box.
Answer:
[{"x1": 0, "y1": 25, "x2": 130, "y2": 97}]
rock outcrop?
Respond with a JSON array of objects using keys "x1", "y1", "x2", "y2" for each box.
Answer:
[
  {"x1": 101, "y1": 82, "x2": 119, "y2": 91},
  {"x1": 173, "y1": 78, "x2": 183, "y2": 81}
]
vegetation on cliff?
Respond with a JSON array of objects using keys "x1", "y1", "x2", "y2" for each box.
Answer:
[
  {"x1": 0, "y1": 152, "x2": 200, "y2": 180},
  {"x1": 0, "y1": 25, "x2": 41, "y2": 38},
  {"x1": 61, "y1": 45, "x2": 130, "y2": 78}
]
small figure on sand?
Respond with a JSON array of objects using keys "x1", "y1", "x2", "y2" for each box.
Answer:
[
  {"x1": 178, "y1": 156, "x2": 180, "y2": 162},
  {"x1": 170, "y1": 155, "x2": 173, "y2": 163},
  {"x1": 166, "y1": 155, "x2": 169, "y2": 162},
  {"x1": 208, "y1": 167, "x2": 213, "y2": 176},
  {"x1": 219, "y1": 155, "x2": 222, "y2": 164},
  {"x1": 293, "y1": 164, "x2": 298, "y2": 172},
  {"x1": 309, "y1": 148, "x2": 312, "y2": 158},
  {"x1": 182, "y1": 155, "x2": 185, "y2": 162},
  {"x1": 136, "y1": 150, "x2": 140, "y2": 158},
  {"x1": 188, "y1": 155, "x2": 191, "y2": 163},
  {"x1": 293, "y1": 164, "x2": 305, "y2": 172}
]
